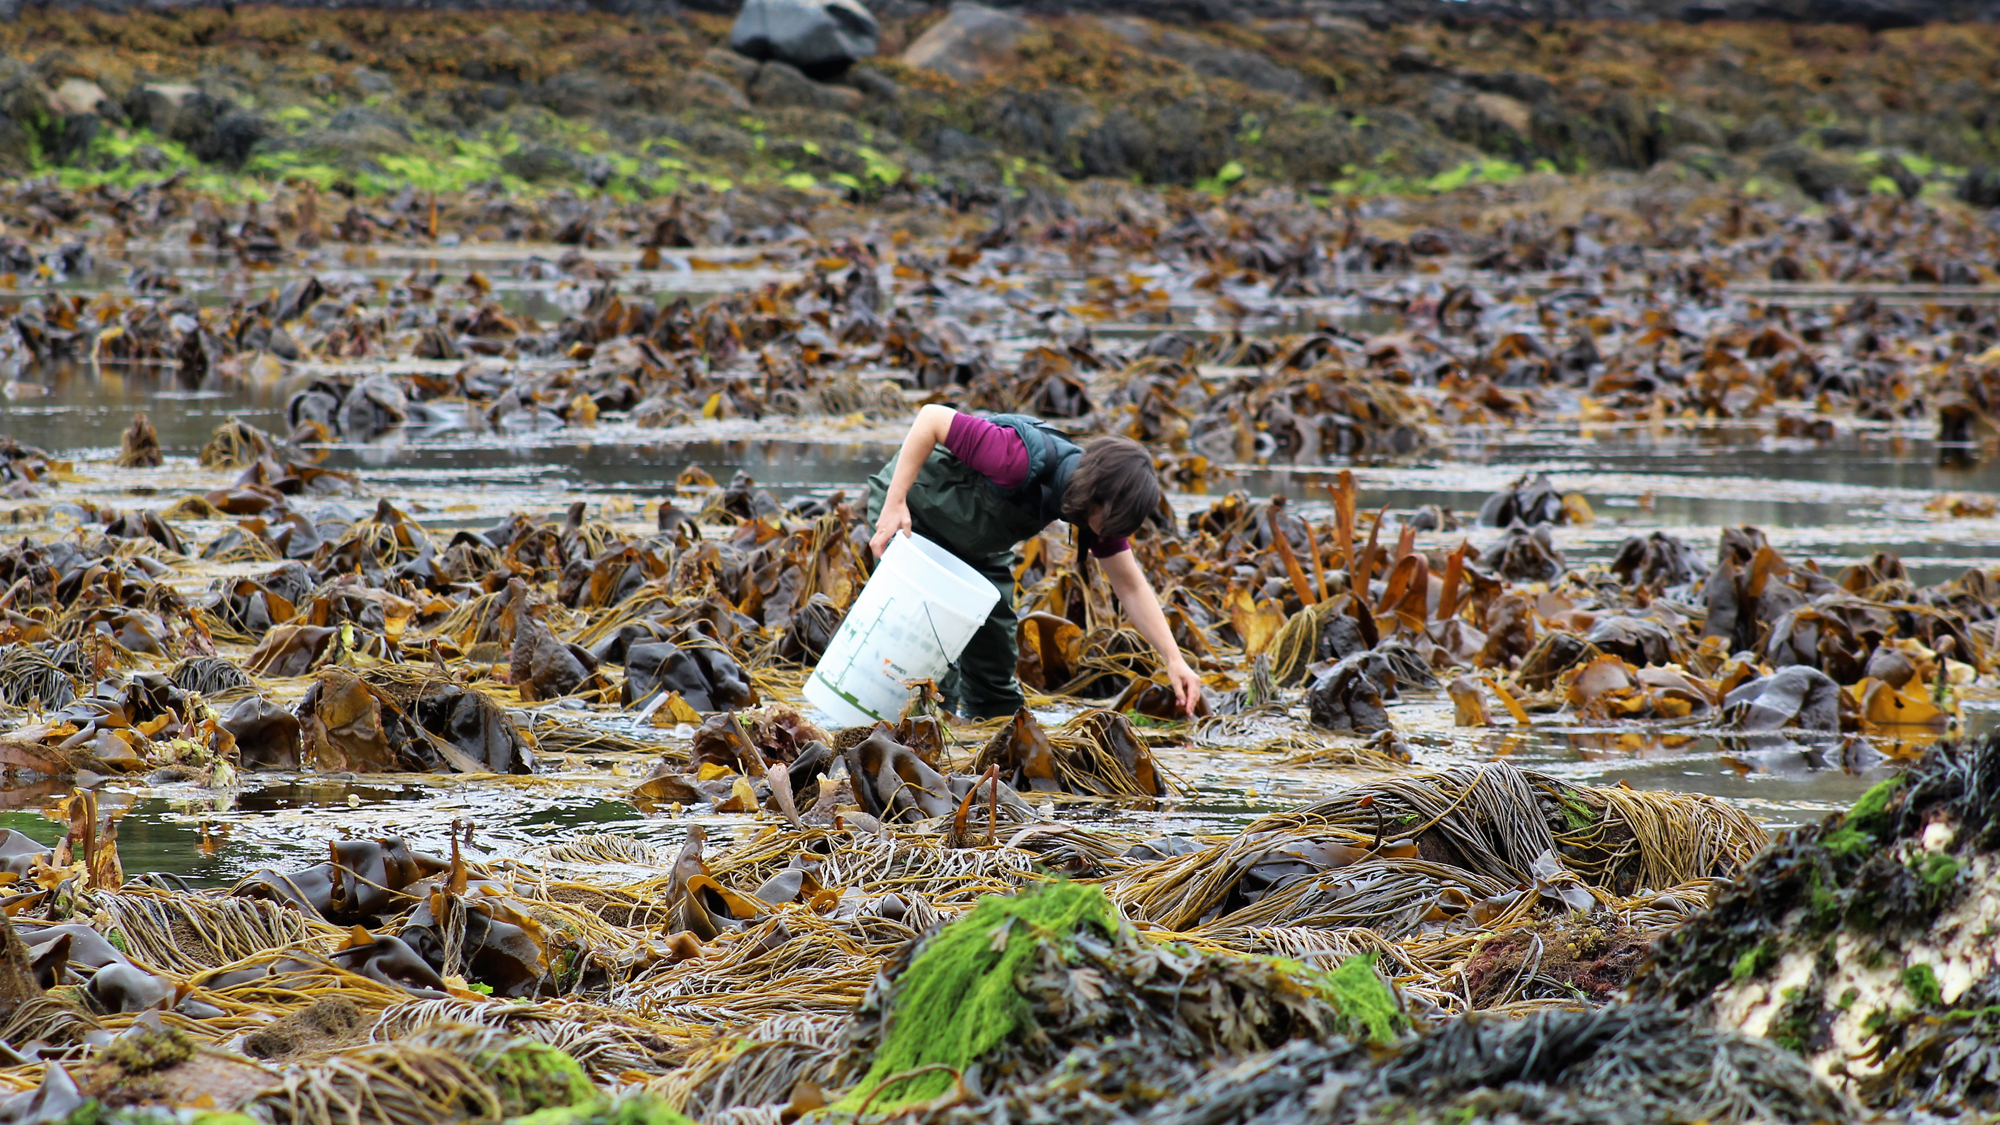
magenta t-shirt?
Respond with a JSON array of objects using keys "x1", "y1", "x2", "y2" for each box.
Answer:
[{"x1": 943, "y1": 414, "x2": 1131, "y2": 558}]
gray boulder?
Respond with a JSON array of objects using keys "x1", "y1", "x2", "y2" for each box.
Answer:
[
  {"x1": 1760, "y1": 144, "x2": 1869, "y2": 203},
  {"x1": 124, "y1": 81, "x2": 264, "y2": 167},
  {"x1": 902, "y1": 2, "x2": 1031, "y2": 85},
  {"x1": 126, "y1": 83, "x2": 220, "y2": 141},
  {"x1": 0, "y1": 74, "x2": 52, "y2": 172},
  {"x1": 43, "y1": 78, "x2": 108, "y2": 166},
  {"x1": 203, "y1": 112, "x2": 264, "y2": 167},
  {"x1": 729, "y1": 0, "x2": 879, "y2": 81},
  {"x1": 46, "y1": 78, "x2": 110, "y2": 118},
  {"x1": 748, "y1": 60, "x2": 863, "y2": 113}
]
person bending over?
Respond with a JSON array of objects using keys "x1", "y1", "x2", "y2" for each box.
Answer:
[{"x1": 866, "y1": 404, "x2": 1200, "y2": 720}]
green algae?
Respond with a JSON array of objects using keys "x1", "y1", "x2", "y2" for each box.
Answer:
[
  {"x1": 838, "y1": 882, "x2": 1119, "y2": 1114},
  {"x1": 1732, "y1": 940, "x2": 1777, "y2": 982},
  {"x1": 1767, "y1": 985, "x2": 1822, "y2": 1054},
  {"x1": 483, "y1": 1041, "x2": 595, "y2": 1118},
  {"x1": 508, "y1": 1094, "x2": 692, "y2": 1125},
  {"x1": 1916, "y1": 853, "x2": 1963, "y2": 905},
  {"x1": 1298, "y1": 952, "x2": 1407, "y2": 1045},
  {"x1": 1848, "y1": 776, "x2": 1904, "y2": 838},
  {"x1": 837, "y1": 884, "x2": 1407, "y2": 1117},
  {"x1": 1904, "y1": 963, "x2": 1943, "y2": 1008}
]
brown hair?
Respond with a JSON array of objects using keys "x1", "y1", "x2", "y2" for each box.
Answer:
[{"x1": 1062, "y1": 436, "x2": 1161, "y2": 546}]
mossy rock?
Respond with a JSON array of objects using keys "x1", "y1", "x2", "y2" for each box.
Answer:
[
  {"x1": 507, "y1": 1093, "x2": 693, "y2": 1125},
  {"x1": 104, "y1": 1023, "x2": 196, "y2": 1074},
  {"x1": 483, "y1": 1042, "x2": 595, "y2": 1117}
]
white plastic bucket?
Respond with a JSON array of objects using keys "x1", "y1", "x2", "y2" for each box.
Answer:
[{"x1": 804, "y1": 532, "x2": 1001, "y2": 726}]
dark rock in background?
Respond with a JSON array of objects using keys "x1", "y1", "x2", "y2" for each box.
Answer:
[{"x1": 728, "y1": 0, "x2": 879, "y2": 79}]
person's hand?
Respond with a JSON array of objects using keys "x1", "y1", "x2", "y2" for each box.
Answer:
[
  {"x1": 1166, "y1": 657, "x2": 1203, "y2": 717},
  {"x1": 870, "y1": 500, "x2": 912, "y2": 558}
]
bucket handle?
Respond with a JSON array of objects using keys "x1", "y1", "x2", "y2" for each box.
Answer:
[{"x1": 919, "y1": 601, "x2": 963, "y2": 684}]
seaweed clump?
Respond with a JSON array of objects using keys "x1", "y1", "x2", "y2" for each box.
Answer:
[
  {"x1": 1142, "y1": 1004, "x2": 1849, "y2": 1125},
  {"x1": 830, "y1": 882, "x2": 1403, "y2": 1118},
  {"x1": 1462, "y1": 915, "x2": 1651, "y2": 1006},
  {"x1": 1635, "y1": 728, "x2": 2000, "y2": 1113}
]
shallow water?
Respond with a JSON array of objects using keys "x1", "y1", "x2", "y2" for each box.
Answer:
[{"x1": 6, "y1": 249, "x2": 1999, "y2": 883}]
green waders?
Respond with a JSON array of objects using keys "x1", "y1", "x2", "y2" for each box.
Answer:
[{"x1": 867, "y1": 450, "x2": 1052, "y2": 719}]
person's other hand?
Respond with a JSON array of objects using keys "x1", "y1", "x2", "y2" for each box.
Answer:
[
  {"x1": 870, "y1": 501, "x2": 912, "y2": 558},
  {"x1": 1166, "y1": 658, "x2": 1203, "y2": 717}
]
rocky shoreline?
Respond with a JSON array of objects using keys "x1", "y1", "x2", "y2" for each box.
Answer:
[
  {"x1": 0, "y1": 0, "x2": 1990, "y2": 220},
  {"x1": 8, "y1": 0, "x2": 1999, "y2": 27}
]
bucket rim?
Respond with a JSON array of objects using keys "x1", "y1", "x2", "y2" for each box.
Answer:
[{"x1": 885, "y1": 532, "x2": 1002, "y2": 615}]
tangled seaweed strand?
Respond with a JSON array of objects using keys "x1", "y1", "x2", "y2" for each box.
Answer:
[
  {"x1": 252, "y1": 1042, "x2": 504, "y2": 1125},
  {"x1": 92, "y1": 889, "x2": 334, "y2": 975},
  {"x1": 1140, "y1": 1004, "x2": 1849, "y2": 1125},
  {"x1": 1108, "y1": 760, "x2": 1763, "y2": 933},
  {"x1": 660, "y1": 1013, "x2": 846, "y2": 1122}
]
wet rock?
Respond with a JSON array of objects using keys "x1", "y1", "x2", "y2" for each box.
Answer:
[
  {"x1": 1761, "y1": 144, "x2": 1869, "y2": 203},
  {"x1": 1636, "y1": 729, "x2": 2000, "y2": 1112},
  {"x1": 683, "y1": 70, "x2": 753, "y2": 111},
  {"x1": 124, "y1": 82, "x2": 260, "y2": 167},
  {"x1": 0, "y1": 78, "x2": 54, "y2": 172},
  {"x1": 46, "y1": 78, "x2": 108, "y2": 118},
  {"x1": 702, "y1": 46, "x2": 761, "y2": 86},
  {"x1": 748, "y1": 60, "x2": 862, "y2": 113},
  {"x1": 903, "y1": 2, "x2": 1031, "y2": 85},
  {"x1": 728, "y1": 0, "x2": 879, "y2": 81},
  {"x1": 194, "y1": 111, "x2": 267, "y2": 169},
  {"x1": 124, "y1": 83, "x2": 206, "y2": 137},
  {"x1": 845, "y1": 65, "x2": 901, "y2": 102},
  {"x1": 1960, "y1": 165, "x2": 2000, "y2": 208}
]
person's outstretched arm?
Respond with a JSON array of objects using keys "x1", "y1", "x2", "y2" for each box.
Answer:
[
  {"x1": 1098, "y1": 549, "x2": 1202, "y2": 716},
  {"x1": 870, "y1": 404, "x2": 958, "y2": 557}
]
